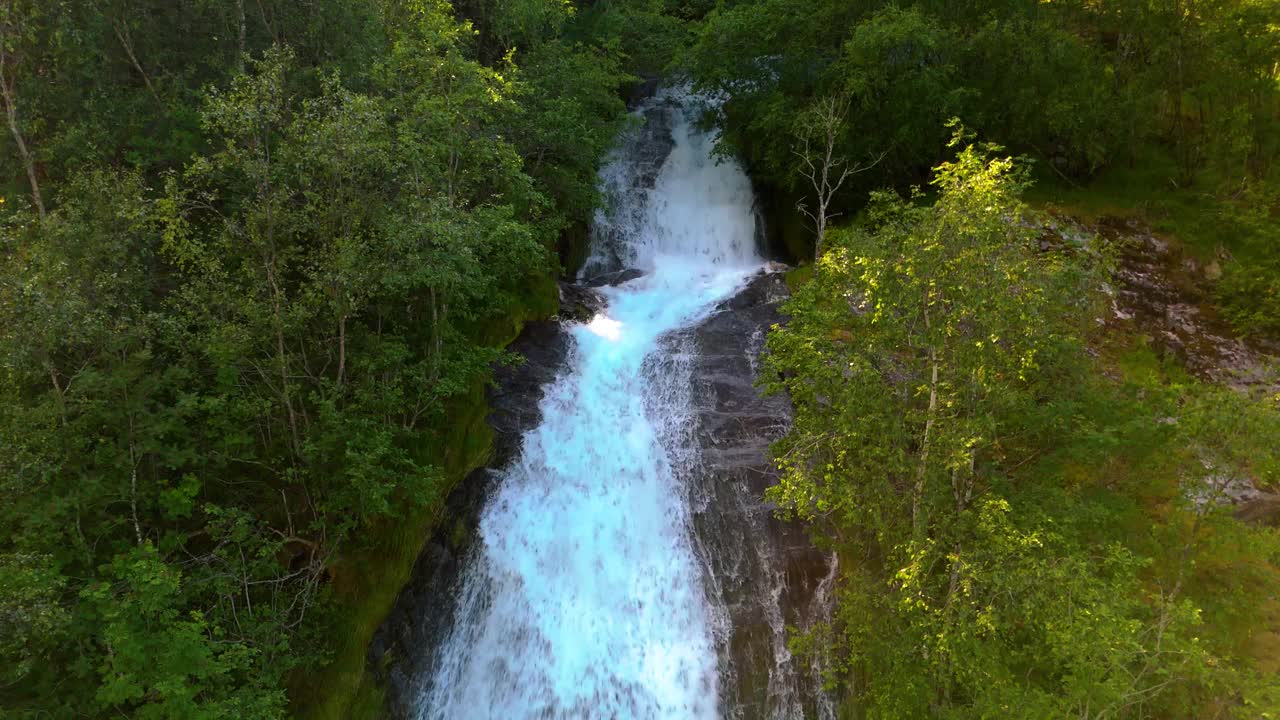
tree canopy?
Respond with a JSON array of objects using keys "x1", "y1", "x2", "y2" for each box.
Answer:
[
  {"x1": 766, "y1": 139, "x2": 1280, "y2": 718},
  {"x1": 0, "y1": 0, "x2": 687, "y2": 716}
]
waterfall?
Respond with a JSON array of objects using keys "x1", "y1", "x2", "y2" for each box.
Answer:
[{"x1": 417, "y1": 89, "x2": 765, "y2": 719}]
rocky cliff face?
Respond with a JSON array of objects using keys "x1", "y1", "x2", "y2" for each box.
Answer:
[
  {"x1": 676, "y1": 269, "x2": 837, "y2": 720},
  {"x1": 1042, "y1": 214, "x2": 1280, "y2": 525},
  {"x1": 1042, "y1": 215, "x2": 1279, "y2": 394},
  {"x1": 580, "y1": 101, "x2": 678, "y2": 280}
]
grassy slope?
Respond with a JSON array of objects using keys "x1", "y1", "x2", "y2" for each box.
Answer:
[
  {"x1": 1030, "y1": 146, "x2": 1280, "y2": 679},
  {"x1": 1023, "y1": 146, "x2": 1247, "y2": 260}
]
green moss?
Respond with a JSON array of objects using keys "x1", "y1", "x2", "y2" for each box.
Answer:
[
  {"x1": 559, "y1": 220, "x2": 592, "y2": 279},
  {"x1": 449, "y1": 516, "x2": 471, "y2": 550},
  {"x1": 474, "y1": 269, "x2": 560, "y2": 348},
  {"x1": 343, "y1": 671, "x2": 389, "y2": 720},
  {"x1": 291, "y1": 381, "x2": 493, "y2": 720},
  {"x1": 1114, "y1": 341, "x2": 1164, "y2": 385},
  {"x1": 1089, "y1": 313, "x2": 1194, "y2": 389},
  {"x1": 784, "y1": 263, "x2": 814, "y2": 293}
]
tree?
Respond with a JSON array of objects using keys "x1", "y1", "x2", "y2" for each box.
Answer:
[
  {"x1": 81, "y1": 544, "x2": 287, "y2": 720},
  {"x1": 762, "y1": 138, "x2": 1252, "y2": 717},
  {"x1": 0, "y1": 553, "x2": 67, "y2": 691},
  {"x1": 793, "y1": 94, "x2": 882, "y2": 258},
  {"x1": 0, "y1": 0, "x2": 633, "y2": 712},
  {"x1": 0, "y1": 0, "x2": 44, "y2": 218}
]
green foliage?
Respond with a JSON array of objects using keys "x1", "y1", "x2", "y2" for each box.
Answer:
[
  {"x1": 685, "y1": 0, "x2": 1280, "y2": 265},
  {"x1": 81, "y1": 544, "x2": 287, "y2": 720},
  {"x1": 0, "y1": 0, "x2": 667, "y2": 716},
  {"x1": 1218, "y1": 257, "x2": 1280, "y2": 338},
  {"x1": 4, "y1": 0, "x2": 1278, "y2": 717},
  {"x1": 1213, "y1": 181, "x2": 1280, "y2": 337},
  {"x1": 766, "y1": 145, "x2": 1280, "y2": 717},
  {"x1": 0, "y1": 553, "x2": 68, "y2": 689}
]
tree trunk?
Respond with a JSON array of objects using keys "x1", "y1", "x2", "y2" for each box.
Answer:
[
  {"x1": 914, "y1": 343, "x2": 939, "y2": 536},
  {"x1": 268, "y1": 261, "x2": 301, "y2": 456},
  {"x1": 0, "y1": 63, "x2": 44, "y2": 219},
  {"x1": 336, "y1": 313, "x2": 346, "y2": 388},
  {"x1": 429, "y1": 286, "x2": 442, "y2": 382},
  {"x1": 112, "y1": 19, "x2": 161, "y2": 107},
  {"x1": 235, "y1": 0, "x2": 246, "y2": 73}
]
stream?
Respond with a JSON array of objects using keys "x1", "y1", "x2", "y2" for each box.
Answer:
[{"x1": 381, "y1": 88, "x2": 836, "y2": 720}]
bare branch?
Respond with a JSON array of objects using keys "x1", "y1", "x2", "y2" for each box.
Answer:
[{"x1": 793, "y1": 94, "x2": 882, "y2": 258}]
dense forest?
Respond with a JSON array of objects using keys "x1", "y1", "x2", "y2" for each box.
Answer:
[{"x1": 1, "y1": 0, "x2": 1278, "y2": 719}]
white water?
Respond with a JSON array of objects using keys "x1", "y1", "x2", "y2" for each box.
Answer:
[{"x1": 418, "y1": 92, "x2": 763, "y2": 718}]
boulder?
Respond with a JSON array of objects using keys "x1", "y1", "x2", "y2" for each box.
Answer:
[
  {"x1": 556, "y1": 282, "x2": 607, "y2": 323},
  {"x1": 582, "y1": 267, "x2": 645, "y2": 288}
]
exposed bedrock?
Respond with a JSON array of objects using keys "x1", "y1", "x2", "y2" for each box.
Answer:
[
  {"x1": 675, "y1": 268, "x2": 837, "y2": 720},
  {"x1": 369, "y1": 269, "x2": 838, "y2": 719}
]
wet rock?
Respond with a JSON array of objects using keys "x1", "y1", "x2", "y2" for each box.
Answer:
[
  {"x1": 581, "y1": 267, "x2": 645, "y2": 288},
  {"x1": 673, "y1": 269, "x2": 837, "y2": 720},
  {"x1": 1237, "y1": 493, "x2": 1280, "y2": 526},
  {"x1": 580, "y1": 104, "x2": 678, "y2": 278},
  {"x1": 633, "y1": 103, "x2": 679, "y2": 189},
  {"x1": 625, "y1": 75, "x2": 662, "y2": 109},
  {"x1": 1189, "y1": 472, "x2": 1280, "y2": 527},
  {"x1": 556, "y1": 282, "x2": 607, "y2": 323},
  {"x1": 1040, "y1": 214, "x2": 1280, "y2": 397},
  {"x1": 369, "y1": 317, "x2": 575, "y2": 719}
]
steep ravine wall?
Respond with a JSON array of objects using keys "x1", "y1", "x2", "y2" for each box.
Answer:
[
  {"x1": 367, "y1": 290, "x2": 585, "y2": 719},
  {"x1": 349, "y1": 83, "x2": 837, "y2": 718},
  {"x1": 678, "y1": 270, "x2": 837, "y2": 719}
]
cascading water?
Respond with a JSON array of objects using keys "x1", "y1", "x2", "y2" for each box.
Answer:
[{"x1": 417, "y1": 89, "x2": 765, "y2": 719}]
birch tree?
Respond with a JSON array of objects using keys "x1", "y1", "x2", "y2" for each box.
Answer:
[{"x1": 762, "y1": 138, "x2": 1219, "y2": 716}]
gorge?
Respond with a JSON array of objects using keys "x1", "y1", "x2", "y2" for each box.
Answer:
[{"x1": 370, "y1": 90, "x2": 835, "y2": 719}]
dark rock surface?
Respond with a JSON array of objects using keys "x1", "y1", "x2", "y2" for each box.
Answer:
[
  {"x1": 631, "y1": 102, "x2": 679, "y2": 191},
  {"x1": 674, "y1": 269, "x2": 837, "y2": 719},
  {"x1": 580, "y1": 102, "x2": 678, "y2": 278},
  {"x1": 555, "y1": 281, "x2": 607, "y2": 323},
  {"x1": 581, "y1": 267, "x2": 645, "y2": 288},
  {"x1": 625, "y1": 75, "x2": 662, "y2": 109},
  {"x1": 368, "y1": 316, "x2": 575, "y2": 719},
  {"x1": 1042, "y1": 215, "x2": 1279, "y2": 395}
]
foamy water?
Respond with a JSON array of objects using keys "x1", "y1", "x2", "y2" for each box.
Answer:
[{"x1": 417, "y1": 90, "x2": 764, "y2": 719}]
